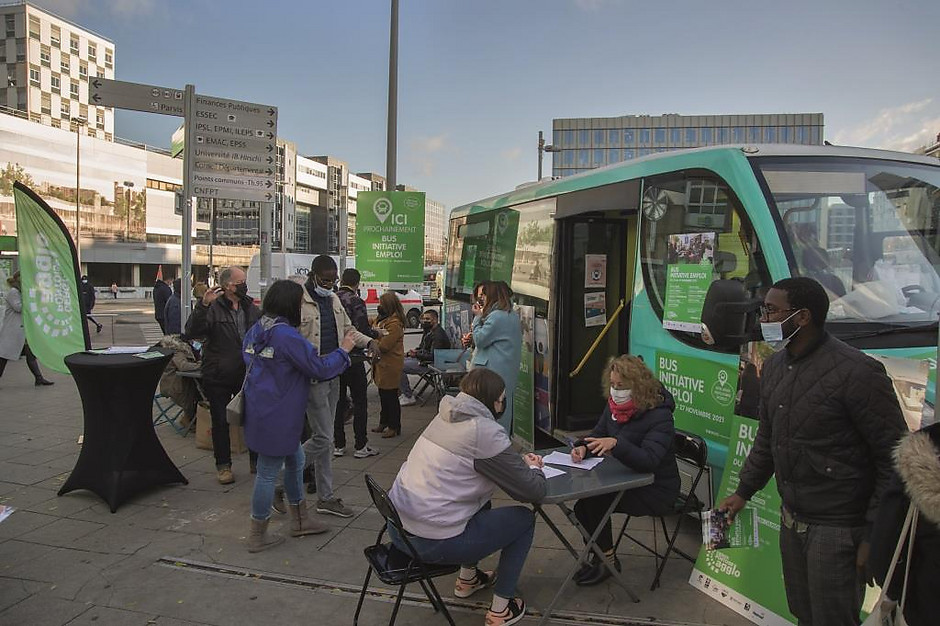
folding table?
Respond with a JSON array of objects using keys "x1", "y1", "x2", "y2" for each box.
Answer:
[{"x1": 532, "y1": 449, "x2": 654, "y2": 625}]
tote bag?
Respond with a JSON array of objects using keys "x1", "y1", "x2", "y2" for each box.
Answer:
[{"x1": 863, "y1": 503, "x2": 918, "y2": 626}]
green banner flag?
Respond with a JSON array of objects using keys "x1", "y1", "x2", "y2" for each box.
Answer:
[
  {"x1": 13, "y1": 182, "x2": 89, "y2": 373},
  {"x1": 355, "y1": 191, "x2": 425, "y2": 287}
]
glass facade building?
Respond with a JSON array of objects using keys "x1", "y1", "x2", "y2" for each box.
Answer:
[{"x1": 552, "y1": 113, "x2": 824, "y2": 178}]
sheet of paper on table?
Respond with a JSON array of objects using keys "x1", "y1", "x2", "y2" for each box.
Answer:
[
  {"x1": 88, "y1": 346, "x2": 150, "y2": 355},
  {"x1": 540, "y1": 465, "x2": 566, "y2": 479},
  {"x1": 543, "y1": 450, "x2": 604, "y2": 470},
  {"x1": 0, "y1": 505, "x2": 14, "y2": 524}
]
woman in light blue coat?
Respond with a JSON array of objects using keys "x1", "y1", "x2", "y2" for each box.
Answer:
[{"x1": 463, "y1": 281, "x2": 521, "y2": 433}]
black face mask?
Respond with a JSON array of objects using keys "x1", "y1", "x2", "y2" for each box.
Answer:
[
  {"x1": 420, "y1": 322, "x2": 433, "y2": 331},
  {"x1": 234, "y1": 283, "x2": 248, "y2": 299},
  {"x1": 493, "y1": 405, "x2": 506, "y2": 419}
]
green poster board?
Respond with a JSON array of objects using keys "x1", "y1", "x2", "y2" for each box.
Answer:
[
  {"x1": 689, "y1": 414, "x2": 794, "y2": 626},
  {"x1": 355, "y1": 191, "x2": 426, "y2": 287},
  {"x1": 657, "y1": 350, "x2": 736, "y2": 446},
  {"x1": 512, "y1": 305, "x2": 535, "y2": 451},
  {"x1": 662, "y1": 263, "x2": 712, "y2": 332}
]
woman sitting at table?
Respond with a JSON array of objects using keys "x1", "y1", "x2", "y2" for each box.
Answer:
[
  {"x1": 570, "y1": 354, "x2": 680, "y2": 586},
  {"x1": 388, "y1": 367, "x2": 546, "y2": 626}
]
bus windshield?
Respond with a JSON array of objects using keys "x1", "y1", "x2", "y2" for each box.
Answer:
[{"x1": 753, "y1": 156, "x2": 940, "y2": 327}]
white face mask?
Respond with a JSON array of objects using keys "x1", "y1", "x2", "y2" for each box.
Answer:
[
  {"x1": 760, "y1": 309, "x2": 801, "y2": 351},
  {"x1": 610, "y1": 387, "x2": 632, "y2": 405},
  {"x1": 314, "y1": 285, "x2": 333, "y2": 297}
]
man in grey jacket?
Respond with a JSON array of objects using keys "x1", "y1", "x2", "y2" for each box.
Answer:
[{"x1": 720, "y1": 277, "x2": 906, "y2": 626}]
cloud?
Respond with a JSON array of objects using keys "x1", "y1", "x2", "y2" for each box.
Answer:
[
  {"x1": 501, "y1": 147, "x2": 522, "y2": 162},
  {"x1": 409, "y1": 133, "x2": 449, "y2": 176},
  {"x1": 832, "y1": 98, "x2": 940, "y2": 152}
]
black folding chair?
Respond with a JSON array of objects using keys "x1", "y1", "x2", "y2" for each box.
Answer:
[
  {"x1": 613, "y1": 429, "x2": 708, "y2": 590},
  {"x1": 354, "y1": 475, "x2": 459, "y2": 626}
]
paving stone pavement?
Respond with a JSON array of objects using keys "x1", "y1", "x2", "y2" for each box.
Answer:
[{"x1": 0, "y1": 311, "x2": 751, "y2": 626}]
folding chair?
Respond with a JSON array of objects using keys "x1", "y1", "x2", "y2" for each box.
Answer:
[
  {"x1": 613, "y1": 429, "x2": 708, "y2": 590},
  {"x1": 354, "y1": 475, "x2": 459, "y2": 626},
  {"x1": 422, "y1": 349, "x2": 469, "y2": 404},
  {"x1": 152, "y1": 393, "x2": 190, "y2": 436}
]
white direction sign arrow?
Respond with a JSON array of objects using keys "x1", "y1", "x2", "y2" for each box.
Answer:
[
  {"x1": 89, "y1": 78, "x2": 184, "y2": 116},
  {"x1": 194, "y1": 94, "x2": 278, "y2": 128},
  {"x1": 192, "y1": 171, "x2": 276, "y2": 203}
]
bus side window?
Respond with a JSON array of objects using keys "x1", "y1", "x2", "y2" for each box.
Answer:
[{"x1": 640, "y1": 170, "x2": 768, "y2": 351}]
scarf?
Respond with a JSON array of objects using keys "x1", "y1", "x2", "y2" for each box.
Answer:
[{"x1": 608, "y1": 396, "x2": 639, "y2": 423}]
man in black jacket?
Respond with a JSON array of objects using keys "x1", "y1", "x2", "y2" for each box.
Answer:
[
  {"x1": 399, "y1": 309, "x2": 451, "y2": 406},
  {"x1": 153, "y1": 277, "x2": 173, "y2": 334},
  {"x1": 720, "y1": 277, "x2": 906, "y2": 626},
  {"x1": 333, "y1": 268, "x2": 381, "y2": 458},
  {"x1": 185, "y1": 266, "x2": 259, "y2": 484}
]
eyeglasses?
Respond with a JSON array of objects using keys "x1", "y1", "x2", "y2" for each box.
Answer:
[{"x1": 759, "y1": 304, "x2": 798, "y2": 318}]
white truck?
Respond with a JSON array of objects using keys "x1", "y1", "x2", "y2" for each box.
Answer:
[{"x1": 246, "y1": 252, "x2": 425, "y2": 327}]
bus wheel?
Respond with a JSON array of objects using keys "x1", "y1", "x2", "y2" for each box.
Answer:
[{"x1": 406, "y1": 309, "x2": 421, "y2": 328}]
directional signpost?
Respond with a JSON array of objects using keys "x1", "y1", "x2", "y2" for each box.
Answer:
[
  {"x1": 89, "y1": 78, "x2": 184, "y2": 116},
  {"x1": 88, "y1": 76, "x2": 278, "y2": 325}
]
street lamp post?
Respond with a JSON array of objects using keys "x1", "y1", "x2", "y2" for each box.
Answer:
[
  {"x1": 537, "y1": 130, "x2": 562, "y2": 181},
  {"x1": 71, "y1": 117, "x2": 86, "y2": 261},
  {"x1": 122, "y1": 181, "x2": 134, "y2": 240}
]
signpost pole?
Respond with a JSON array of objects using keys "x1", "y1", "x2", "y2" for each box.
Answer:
[
  {"x1": 260, "y1": 200, "x2": 271, "y2": 301},
  {"x1": 181, "y1": 83, "x2": 195, "y2": 329}
]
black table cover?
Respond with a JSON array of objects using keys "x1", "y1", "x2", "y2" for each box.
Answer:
[{"x1": 58, "y1": 349, "x2": 188, "y2": 512}]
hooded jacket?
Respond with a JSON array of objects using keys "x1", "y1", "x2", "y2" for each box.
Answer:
[
  {"x1": 870, "y1": 423, "x2": 940, "y2": 626},
  {"x1": 299, "y1": 285, "x2": 373, "y2": 380},
  {"x1": 157, "y1": 336, "x2": 200, "y2": 418},
  {"x1": 242, "y1": 315, "x2": 350, "y2": 456},
  {"x1": 389, "y1": 392, "x2": 546, "y2": 540},
  {"x1": 576, "y1": 387, "x2": 681, "y2": 515}
]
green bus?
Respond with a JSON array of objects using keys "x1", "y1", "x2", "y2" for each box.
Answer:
[{"x1": 443, "y1": 144, "x2": 940, "y2": 504}]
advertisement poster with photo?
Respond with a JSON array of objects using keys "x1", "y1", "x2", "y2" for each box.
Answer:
[
  {"x1": 869, "y1": 353, "x2": 931, "y2": 431},
  {"x1": 689, "y1": 414, "x2": 794, "y2": 626},
  {"x1": 584, "y1": 254, "x2": 607, "y2": 288},
  {"x1": 584, "y1": 292, "x2": 607, "y2": 327},
  {"x1": 534, "y1": 317, "x2": 551, "y2": 432},
  {"x1": 663, "y1": 232, "x2": 716, "y2": 332},
  {"x1": 656, "y1": 350, "x2": 736, "y2": 446},
  {"x1": 512, "y1": 305, "x2": 535, "y2": 451}
]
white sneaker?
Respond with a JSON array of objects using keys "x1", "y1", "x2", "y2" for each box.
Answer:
[
  {"x1": 333, "y1": 447, "x2": 345, "y2": 457},
  {"x1": 354, "y1": 445, "x2": 380, "y2": 458},
  {"x1": 399, "y1": 395, "x2": 416, "y2": 406}
]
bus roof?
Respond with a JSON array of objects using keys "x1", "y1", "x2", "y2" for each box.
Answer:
[{"x1": 449, "y1": 144, "x2": 940, "y2": 219}]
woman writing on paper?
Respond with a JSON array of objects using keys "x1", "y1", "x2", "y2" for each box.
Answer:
[{"x1": 568, "y1": 355, "x2": 680, "y2": 586}]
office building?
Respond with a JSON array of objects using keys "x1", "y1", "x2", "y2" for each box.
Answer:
[
  {"x1": 1, "y1": 1, "x2": 114, "y2": 139},
  {"x1": 395, "y1": 184, "x2": 446, "y2": 265},
  {"x1": 551, "y1": 113, "x2": 824, "y2": 177}
]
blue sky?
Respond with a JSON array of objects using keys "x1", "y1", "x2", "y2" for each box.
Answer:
[{"x1": 40, "y1": 0, "x2": 940, "y2": 210}]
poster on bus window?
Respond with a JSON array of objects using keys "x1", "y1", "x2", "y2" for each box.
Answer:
[
  {"x1": 663, "y1": 232, "x2": 716, "y2": 332},
  {"x1": 584, "y1": 254, "x2": 607, "y2": 288},
  {"x1": 584, "y1": 292, "x2": 607, "y2": 327},
  {"x1": 512, "y1": 305, "x2": 535, "y2": 451}
]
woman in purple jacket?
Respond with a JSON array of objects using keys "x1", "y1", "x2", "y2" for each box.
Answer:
[{"x1": 242, "y1": 279, "x2": 355, "y2": 552}]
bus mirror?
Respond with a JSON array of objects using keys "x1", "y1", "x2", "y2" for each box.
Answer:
[{"x1": 701, "y1": 279, "x2": 760, "y2": 348}]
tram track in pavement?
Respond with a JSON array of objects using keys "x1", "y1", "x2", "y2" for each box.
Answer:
[{"x1": 157, "y1": 556, "x2": 701, "y2": 626}]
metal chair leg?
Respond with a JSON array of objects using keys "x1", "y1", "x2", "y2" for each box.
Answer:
[
  {"x1": 353, "y1": 567, "x2": 373, "y2": 626},
  {"x1": 424, "y1": 577, "x2": 456, "y2": 626},
  {"x1": 388, "y1": 580, "x2": 408, "y2": 626}
]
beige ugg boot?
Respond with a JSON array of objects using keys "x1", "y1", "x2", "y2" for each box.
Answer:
[
  {"x1": 289, "y1": 501, "x2": 329, "y2": 536},
  {"x1": 248, "y1": 517, "x2": 285, "y2": 553}
]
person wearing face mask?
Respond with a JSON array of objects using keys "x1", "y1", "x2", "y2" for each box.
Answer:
[
  {"x1": 398, "y1": 308, "x2": 451, "y2": 406},
  {"x1": 569, "y1": 355, "x2": 680, "y2": 586},
  {"x1": 372, "y1": 291, "x2": 406, "y2": 438},
  {"x1": 185, "y1": 265, "x2": 260, "y2": 484},
  {"x1": 718, "y1": 277, "x2": 906, "y2": 626},
  {"x1": 333, "y1": 268, "x2": 381, "y2": 458},
  {"x1": 298, "y1": 256, "x2": 377, "y2": 518},
  {"x1": 388, "y1": 367, "x2": 547, "y2": 626}
]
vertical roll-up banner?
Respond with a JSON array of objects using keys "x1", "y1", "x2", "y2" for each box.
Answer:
[{"x1": 13, "y1": 182, "x2": 90, "y2": 373}]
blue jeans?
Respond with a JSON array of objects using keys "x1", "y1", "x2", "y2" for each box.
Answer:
[
  {"x1": 250, "y1": 443, "x2": 305, "y2": 521},
  {"x1": 388, "y1": 504, "x2": 535, "y2": 599}
]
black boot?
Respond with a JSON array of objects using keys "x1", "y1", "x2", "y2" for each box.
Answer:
[
  {"x1": 34, "y1": 378, "x2": 54, "y2": 386},
  {"x1": 303, "y1": 465, "x2": 316, "y2": 494},
  {"x1": 572, "y1": 553, "x2": 598, "y2": 583},
  {"x1": 575, "y1": 555, "x2": 620, "y2": 587}
]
